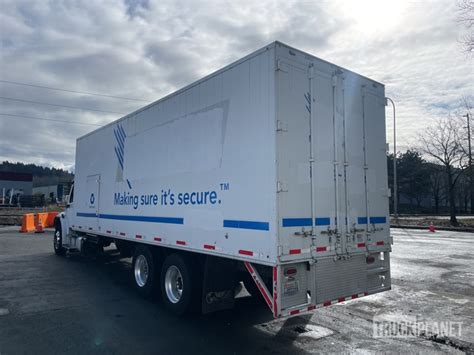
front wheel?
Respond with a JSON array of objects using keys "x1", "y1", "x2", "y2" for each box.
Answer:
[{"x1": 53, "y1": 222, "x2": 66, "y2": 256}]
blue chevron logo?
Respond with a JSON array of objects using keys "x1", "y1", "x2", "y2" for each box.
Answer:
[{"x1": 113, "y1": 123, "x2": 126, "y2": 170}]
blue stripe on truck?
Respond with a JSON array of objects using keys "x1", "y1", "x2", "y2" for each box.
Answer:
[
  {"x1": 282, "y1": 217, "x2": 330, "y2": 227},
  {"x1": 77, "y1": 212, "x2": 97, "y2": 218},
  {"x1": 223, "y1": 220, "x2": 269, "y2": 231},
  {"x1": 357, "y1": 216, "x2": 387, "y2": 224},
  {"x1": 315, "y1": 217, "x2": 331, "y2": 226},
  {"x1": 282, "y1": 218, "x2": 312, "y2": 227},
  {"x1": 76, "y1": 212, "x2": 183, "y2": 225}
]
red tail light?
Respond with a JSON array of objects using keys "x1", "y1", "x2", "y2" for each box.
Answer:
[{"x1": 284, "y1": 267, "x2": 297, "y2": 276}]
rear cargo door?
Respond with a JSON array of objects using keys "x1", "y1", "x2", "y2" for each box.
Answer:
[
  {"x1": 309, "y1": 69, "x2": 345, "y2": 257},
  {"x1": 276, "y1": 60, "x2": 337, "y2": 261},
  {"x1": 360, "y1": 89, "x2": 390, "y2": 251},
  {"x1": 341, "y1": 81, "x2": 389, "y2": 253},
  {"x1": 276, "y1": 60, "x2": 314, "y2": 261},
  {"x1": 85, "y1": 174, "x2": 100, "y2": 230},
  {"x1": 342, "y1": 81, "x2": 370, "y2": 254}
]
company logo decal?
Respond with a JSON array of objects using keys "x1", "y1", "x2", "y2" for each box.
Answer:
[{"x1": 113, "y1": 124, "x2": 126, "y2": 170}]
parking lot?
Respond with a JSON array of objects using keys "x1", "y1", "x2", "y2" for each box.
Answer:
[{"x1": 0, "y1": 227, "x2": 472, "y2": 354}]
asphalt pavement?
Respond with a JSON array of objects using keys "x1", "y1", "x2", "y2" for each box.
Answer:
[{"x1": 0, "y1": 227, "x2": 472, "y2": 354}]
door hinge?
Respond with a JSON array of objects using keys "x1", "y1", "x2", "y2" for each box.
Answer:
[
  {"x1": 277, "y1": 181, "x2": 288, "y2": 193},
  {"x1": 276, "y1": 59, "x2": 289, "y2": 72},
  {"x1": 276, "y1": 120, "x2": 288, "y2": 132},
  {"x1": 277, "y1": 245, "x2": 283, "y2": 256}
]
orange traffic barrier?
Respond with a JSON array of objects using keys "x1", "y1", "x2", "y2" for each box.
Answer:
[
  {"x1": 429, "y1": 223, "x2": 436, "y2": 233},
  {"x1": 46, "y1": 212, "x2": 58, "y2": 227},
  {"x1": 35, "y1": 217, "x2": 45, "y2": 233},
  {"x1": 19, "y1": 213, "x2": 36, "y2": 233},
  {"x1": 34, "y1": 213, "x2": 49, "y2": 227}
]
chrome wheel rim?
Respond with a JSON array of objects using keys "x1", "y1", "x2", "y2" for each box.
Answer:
[
  {"x1": 54, "y1": 230, "x2": 61, "y2": 249},
  {"x1": 165, "y1": 265, "x2": 183, "y2": 303},
  {"x1": 134, "y1": 255, "x2": 149, "y2": 287}
]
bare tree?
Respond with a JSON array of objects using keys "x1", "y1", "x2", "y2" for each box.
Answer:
[
  {"x1": 419, "y1": 117, "x2": 469, "y2": 226},
  {"x1": 457, "y1": 0, "x2": 474, "y2": 54},
  {"x1": 428, "y1": 163, "x2": 445, "y2": 214}
]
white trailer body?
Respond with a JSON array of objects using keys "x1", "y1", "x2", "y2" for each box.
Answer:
[{"x1": 60, "y1": 41, "x2": 391, "y2": 317}]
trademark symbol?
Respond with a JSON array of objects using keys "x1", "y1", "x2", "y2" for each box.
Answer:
[{"x1": 220, "y1": 183, "x2": 230, "y2": 191}]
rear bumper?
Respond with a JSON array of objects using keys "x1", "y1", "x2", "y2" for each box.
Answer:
[
  {"x1": 245, "y1": 250, "x2": 391, "y2": 318},
  {"x1": 280, "y1": 287, "x2": 390, "y2": 317}
]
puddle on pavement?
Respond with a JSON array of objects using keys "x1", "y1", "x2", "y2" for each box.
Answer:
[{"x1": 256, "y1": 318, "x2": 334, "y2": 340}]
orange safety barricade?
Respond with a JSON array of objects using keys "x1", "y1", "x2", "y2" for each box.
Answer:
[
  {"x1": 34, "y1": 213, "x2": 49, "y2": 228},
  {"x1": 46, "y1": 212, "x2": 58, "y2": 227},
  {"x1": 19, "y1": 214, "x2": 35, "y2": 233}
]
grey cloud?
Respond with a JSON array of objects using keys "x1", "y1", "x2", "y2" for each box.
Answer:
[{"x1": 0, "y1": 0, "x2": 472, "y2": 168}]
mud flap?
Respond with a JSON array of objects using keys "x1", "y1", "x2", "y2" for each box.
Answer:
[{"x1": 201, "y1": 256, "x2": 237, "y2": 314}]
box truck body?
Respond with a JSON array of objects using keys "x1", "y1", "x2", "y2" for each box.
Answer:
[{"x1": 57, "y1": 42, "x2": 391, "y2": 317}]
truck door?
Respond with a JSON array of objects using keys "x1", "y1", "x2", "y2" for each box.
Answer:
[
  {"x1": 85, "y1": 174, "x2": 100, "y2": 230},
  {"x1": 309, "y1": 69, "x2": 346, "y2": 257},
  {"x1": 359, "y1": 90, "x2": 390, "y2": 252},
  {"x1": 276, "y1": 61, "x2": 338, "y2": 261},
  {"x1": 276, "y1": 60, "x2": 315, "y2": 261}
]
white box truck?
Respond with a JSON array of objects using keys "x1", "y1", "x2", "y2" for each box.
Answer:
[{"x1": 54, "y1": 41, "x2": 391, "y2": 317}]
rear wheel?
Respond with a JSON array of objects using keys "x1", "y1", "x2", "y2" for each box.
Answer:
[
  {"x1": 53, "y1": 222, "x2": 66, "y2": 256},
  {"x1": 132, "y1": 246, "x2": 157, "y2": 299},
  {"x1": 161, "y1": 254, "x2": 201, "y2": 315}
]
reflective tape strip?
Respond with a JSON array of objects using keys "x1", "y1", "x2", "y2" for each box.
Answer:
[
  {"x1": 321, "y1": 292, "x2": 369, "y2": 308},
  {"x1": 106, "y1": 230, "x2": 112, "y2": 234},
  {"x1": 376, "y1": 241, "x2": 384, "y2": 246},
  {"x1": 176, "y1": 240, "x2": 186, "y2": 246},
  {"x1": 204, "y1": 244, "x2": 215, "y2": 250},
  {"x1": 244, "y1": 262, "x2": 273, "y2": 312},
  {"x1": 239, "y1": 249, "x2": 253, "y2": 256},
  {"x1": 357, "y1": 242, "x2": 366, "y2": 248},
  {"x1": 119, "y1": 232, "x2": 126, "y2": 236},
  {"x1": 154, "y1": 237, "x2": 162, "y2": 242},
  {"x1": 288, "y1": 248, "x2": 311, "y2": 255},
  {"x1": 273, "y1": 266, "x2": 278, "y2": 318},
  {"x1": 316, "y1": 246, "x2": 328, "y2": 252},
  {"x1": 135, "y1": 235, "x2": 142, "y2": 239},
  {"x1": 282, "y1": 292, "x2": 371, "y2": 317}
]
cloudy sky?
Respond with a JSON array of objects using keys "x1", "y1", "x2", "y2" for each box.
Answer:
[{"x1": 1, "y1": 0, "x2": 472, "y2": 171}]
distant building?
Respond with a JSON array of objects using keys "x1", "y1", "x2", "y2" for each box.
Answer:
[
  {"x1": 32, "y1": 182, "x2": 73, "y2": 203},
  {"x1": 0, "y1": 172, "x2": 33, "y2": 202}
]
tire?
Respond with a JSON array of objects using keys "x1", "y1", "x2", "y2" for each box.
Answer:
[
  {"x1": 132, "y1": 246, "x2": 157, "y2": 299},
  {"x1": 160, "y1": 254, "x2": 201, "y2": 315},
  {"x1": 53, "y1": 222, "x2": 66, "y2": 256}
]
